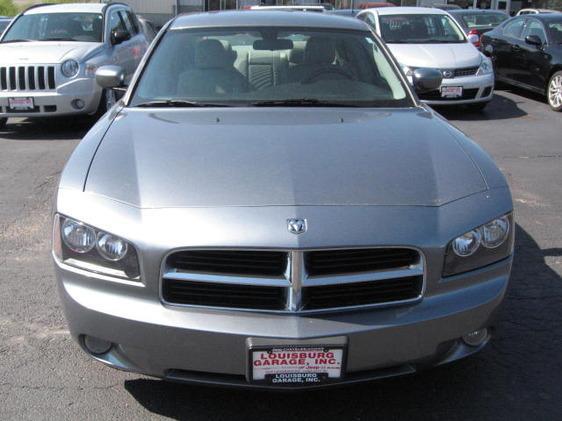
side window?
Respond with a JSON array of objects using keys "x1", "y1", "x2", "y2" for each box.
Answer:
[
  {"x1": 108, "y1": 9, "x2": 127, "y2": 35},
  {"x1": 503, "y1": 17, "x2": 525, "y2": 39},
  {"x1": 523, "y1": 20, "x2": 547, "y2": 44},
  {"x1": 121, "y1": 11, "x2": 139, "y2": 36}
]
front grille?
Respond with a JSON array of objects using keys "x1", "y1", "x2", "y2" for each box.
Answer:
[
  {"x1": 163, "y1": 248, "x2": 424, "y2": 313},
  {"x1": 306, "y1": 248, "x2": 419, "y2": 277},
  {"x1": 419, "y1": 88, "x2": 479, "y2": 101},
  {"x1": 163, "y1": 279, "x2": 286, "y2": 310},
  {"x1": 442, "y1": 67, "x2": 479, "y2": 78},
  {"x1": 302, "y1": 276, "x2": 423, "y2": 310},
  {"x1": 0, "y1": 65, "x2": 57, "y2": 91},
  {"x1": 168, "y1": 250, "x2": 287, "y2": 277}
]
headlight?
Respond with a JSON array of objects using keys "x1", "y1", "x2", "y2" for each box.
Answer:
[
  {"x1": 476, "y1": 57, "x2": 493, "y2": 76},
  {"x1": 443, "y1": 213, "x2": 513, "y2": 277},
  {"x1": 54, "y1": 215, "x2": 140, "y2": 280},
  {"x1": 61, "y1": 59, "x2": 80, "y2": 78}
]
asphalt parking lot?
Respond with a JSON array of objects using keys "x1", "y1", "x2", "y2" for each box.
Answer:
[{"x1": 1, "y1": 88, "x2": 561, "y2": 420}]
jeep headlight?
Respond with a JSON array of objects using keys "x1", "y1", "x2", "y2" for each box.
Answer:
[
  {"x1": 476, "y1": 56, "x2": 493, "y2": 76},
  {"x1": 53, "y1": 215, "x2": 140, "y2": 280},
  {"x1": 61, "y1": 59, "x2": 80, "y2": 78},
  {"x1": 443, "y1": 214, "x2": 513, "y2": 277}
]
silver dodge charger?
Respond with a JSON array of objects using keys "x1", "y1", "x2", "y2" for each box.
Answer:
[{"x1": 53, "y1": 11, "x2": 514, "y2": 389}]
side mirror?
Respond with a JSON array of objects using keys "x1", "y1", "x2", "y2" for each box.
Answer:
[
  {"x1": 525, "y1": 35, "x2": 543, "y2": 47},
  {"x1": 96, "y1": 65, "x2": 125, "y2": 89},
  {"x1": 412, "y1": 68, "x2": 443, "y2": 94},
  {"x1": 111, "y1": 29, "x2": 131, "y2": 45}
]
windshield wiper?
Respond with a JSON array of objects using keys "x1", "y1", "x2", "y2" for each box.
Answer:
[
  {"x1": 135, "y1": 100, "x2": 232, "y2": 108},
  {"x1": 1, "y1": 39, "x2": 32, "y2": 43},
  {"x1": 42, "y1": 37, "x2": 79, "y2": 42},
  {"x1": 251, "y1": 98, "x2": 359, "y2": 107}
]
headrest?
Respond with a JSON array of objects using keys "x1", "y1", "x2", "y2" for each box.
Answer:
[
  {"x1": 289, "y1": 47, "x2": 305, "y2": 64},
  {"x1": 195, "y1": 39, "x2": 233, "y2": 69},
  {"x1": 304, "y1": 37, "x2": 336, "y2": 65}
]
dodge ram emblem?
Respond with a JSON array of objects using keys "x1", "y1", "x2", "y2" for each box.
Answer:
[{"x1": 287, "y1": 218, "x2": 307, "y2": 235}]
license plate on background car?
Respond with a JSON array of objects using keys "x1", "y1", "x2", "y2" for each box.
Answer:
[
  {"x1": 249, "y1": 346, "x2": 345, "y2": 386},
  {"x1": 8, "y1": 97, "x2": 34, "y2": 110},
  {"x1": 441, "y1": 86, "x2": 463, "y2": 98}
]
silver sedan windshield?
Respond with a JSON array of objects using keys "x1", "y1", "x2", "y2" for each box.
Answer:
[
  {"x1": 131, "y1": 27, "x2": 411, "y2": 107},
  {"x1": 380, "y1": 14, "x2": 466, "y2": 44}
]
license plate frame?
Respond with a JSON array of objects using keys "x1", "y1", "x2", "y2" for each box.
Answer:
[
  {"x1": 248, "y1": 344, "x2": 346, "y2": 386},
  {"x1": 8, "y1": 97, "x2": 34, "y2": 110},
  {"x1": 441, "y1": 86, "x2": 463, "y2": 98}
]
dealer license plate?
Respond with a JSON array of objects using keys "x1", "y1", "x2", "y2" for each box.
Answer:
[
  {"x1": 250, "y1": 346, "x2": 345, "y2": 386},
  {"x1": 8, "y1": 97, "x2": 34, "y2": 110},
  {"x1": 441, "y1": 86, "x2": 463, "y2": 98}
]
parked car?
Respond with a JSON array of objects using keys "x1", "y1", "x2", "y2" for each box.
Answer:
[
  {"x1": 137, "y1": 17, "x2": 157, "y2": 43},
  {"x1": 516, "y1": 8, "x2": 560, "y2": 16},
  {"x1": 0, "y1": 17, "x2": 11, "y2": 36},
  {"x1": 53, "y1": 11, "x2": 513, "y2": 389},
  {"x1": 432, "y1": 4, "x2": 462, "y2": 11},
  {"x1": 481, "y1": 14, "x2": 562, "y2": 111},
  {"x1": 357, "y1": 7, "x2": 495, "y2": 110},
  {"x1": 0, "y1": 3, "x2": 149, "y2": 129},
  {"x1": 448, "y1": 9, "x2": 509, "y2": 48}
]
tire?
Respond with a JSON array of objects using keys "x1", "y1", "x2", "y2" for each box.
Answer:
[
  {"x1": 0, "y1": 117, "x2": 7, "y2": 130},
  {"x1": 466, "y1": 102, "x2": 489, "y2": 112},
  {"x1": 547, "y1": 71, "x2": 562, "y2": 112}
]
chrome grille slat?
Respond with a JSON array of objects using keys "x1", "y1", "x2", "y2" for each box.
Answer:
[
  {"x1": 0, "y1": 65, "x2": 57, "y2": 91},
  {"x1": 162, "y1": 248, "x2": 425, "y2": 313}
]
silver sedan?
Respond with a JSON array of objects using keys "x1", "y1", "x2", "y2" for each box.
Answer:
[{"x1": 52, "y1": 11, "x2": 513, "y2": 389}]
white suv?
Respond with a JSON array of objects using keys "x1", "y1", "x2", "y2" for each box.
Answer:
[
  {"x1": 0, "y1": 3, "x2": 148, "y2": 129},
  {"x1": 357, "y1": 7, "x2": 495, "y2": 110}
]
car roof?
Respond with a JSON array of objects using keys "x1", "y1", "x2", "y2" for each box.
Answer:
[
  {"x1": 525, "y1": 13, "x2": 562, "y2": 22},
  {"x1": 364, "y1": 7, "x2": 450, "y2": 16},
  {"x1": 448, "y1": 9, "x2": 507, "y2": 15},
  {"x1": 171, "y1": 10, "x2": 368, "y2": 30},
  {"x1": 24, "y1": 3, "x2": 109, "y2": 15}
]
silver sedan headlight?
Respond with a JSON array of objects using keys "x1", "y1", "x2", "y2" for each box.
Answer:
[
  {"x1": 53, "y1": 215, "x2": 140, "y2": 280},
  {"x1": 443, "y1": 214, "x2": 513, "y2": 277},
  {"x1": 61, "y1": 59, "x2": 80, "y2": 78},
  {"x1": 476, "y1": 57, "x2": 493, "y2": 76}
]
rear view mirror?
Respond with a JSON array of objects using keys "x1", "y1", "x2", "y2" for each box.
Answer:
[
  {"x1": 412, "y1": 68, "x2": 442, "y2": 94},
  {"x1": 253, "y1": 39, "x2": 294, "y2": 51},
  {"x1": 96, "y1": 65, "x2": 125, "y2": 89},
  {"x1": 111, "y1": 29, "x2": 131, "y2": 45},
  {"x1": 525, "y1": 35, "x2": 543, "y2": 47}
]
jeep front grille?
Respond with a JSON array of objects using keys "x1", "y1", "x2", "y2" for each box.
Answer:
[
  {"x1": 162, "y1": 248, "x2": 424, "y2": 313},
  {"x1": 0, "y1": 65, "x2": 56, "y2": 91}
]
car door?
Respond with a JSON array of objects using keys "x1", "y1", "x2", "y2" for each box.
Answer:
[
  {"x1": 519, "y1": 18, "x2": 551, "y2": 92},
  {"x1": 106, "y1": 8, "x2": 132, "y2": 75},
  {"x1": 121, "y1": 11, "x2": 149, "y2": 72},
  {"x1": 487, "y1": 17, "x2": 525, "y2": 81}
]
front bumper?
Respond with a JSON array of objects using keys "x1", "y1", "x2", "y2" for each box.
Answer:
[
  {"x1": 56, "y1": 256, "x2": 511, "y2": 389},
  {"x1": 419, "y1": 73, "x2": 495, "y2": 106},
  {"x1": 0, "y1": 77, "x2": 102, "y2": 118}
]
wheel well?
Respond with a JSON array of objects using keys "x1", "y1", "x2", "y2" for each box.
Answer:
[{"x1": 548, "y1": 66, "x2": 562, "y2": 85}]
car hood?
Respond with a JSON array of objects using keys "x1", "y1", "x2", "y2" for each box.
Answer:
[
  {"x1": 387, "y1": 42, "x2": 481, "y2": 69},
  {"x1": 85, "y1": 108, "x2": 487, "y2": 208},
  {"x1": 0, "y1": 41, "x2": 102, "y2": 64}
]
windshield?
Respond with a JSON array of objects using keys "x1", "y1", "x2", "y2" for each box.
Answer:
[
  {"x1": 2, "y1": 13, "x2": 103, "y2": 43},
  {"x1": 379, "y1": 14, "x2": 466, "y2": 44},
  {"x1": 130, "y1": 27, "x2": 411, "y2": 108},
  {"x1": 461, "y1": 12, "x2": 508, "y2": 29}
]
